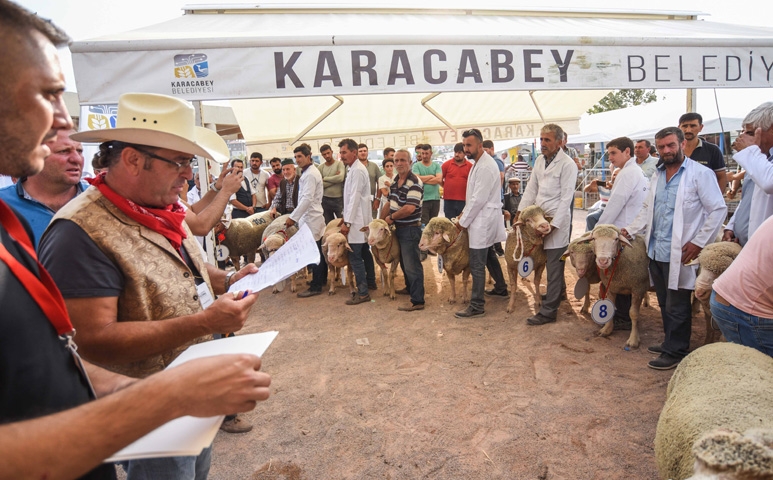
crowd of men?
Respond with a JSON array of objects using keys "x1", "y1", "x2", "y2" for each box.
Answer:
[{"x1": 3, "y1": 1, "x2": 773, "y2": 478}]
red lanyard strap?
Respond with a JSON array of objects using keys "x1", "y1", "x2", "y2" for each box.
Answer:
[{"x1": 0, "y1": 200, "x2": 74, "y2": 336}]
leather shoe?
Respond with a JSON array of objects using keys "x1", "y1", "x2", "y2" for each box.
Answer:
[
  {"x1": 297, "y1": 289, "x2": 322, "y2": 298},
  {"x1": 398, "y1": 303, "x2": 425, "y2": 312},
  {"x1": 527, "y1": 313, "x2": 556, "y2": 326},
  {"x1": 345, "y1": 295, "x2": 371, "y2": 305},
  {"x1": 648, "y1": 353, "x2": 681, "y2": 370},
  {"x1": 454, "y1": 307, "x2": 485, "y2": 318},
  {"x1": 220, "y1": 416, "x2": 253, "y2": 434},
  {"x1": 647, "y1": 344, "x2": 664, "y2": 355},
  {"x1": 395, "y1": 288, "x2": 409, "y2": 295},
  {"x1": 484, "y1": 289, "x2": 508, "y2": 297}
]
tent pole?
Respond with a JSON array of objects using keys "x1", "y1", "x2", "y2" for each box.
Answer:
[
  {"x1": 529, "y1": 91, "x2": 546, "y2": 124},
  {"x1": 686, "y1": 88, "x2": 696, "y2": 112},
  {"x1": 421, "y1": 93, "x2": 455, "y2": 131},
  {"x1": 194, "y1": 100, "x2": 218, "y2": 265},
  {"x1": 289, "y1": 96, "x2": 344, "y2": 145}
]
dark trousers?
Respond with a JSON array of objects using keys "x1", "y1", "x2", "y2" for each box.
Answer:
[
  {"x1": 649, "y1": 260, "x2": 693, "y2": 358},
  {"x1": 486, "y1": 246, "x2": 507, "y2": 293},
  {"x1": 421, "y1": 199, "x2": 440, "y2": 226},
  {"x1": 443, "y1": 199, "x2": 465, "y2": 220},
  {"x1": 309, "y1": 238, "x2": 328, "y2": 292},
  {"x1": 469, "y1": 246, "x2": 507, "y2": 311},
  {"x1": 614, "y1": 294, "x2": 632, "y2": 323},
  {"x1": 363, "y1": 244, "x2": 376, "y2": 287},
  {"x1": 348, "y1": 243, "x2": 369, "y2": 297},
  {"x1": 395, "y1": 225, "x2": 425, "y2": 305},
  {"x1": 539, "y1": 247, "x2": 567, "y2": 319},
  {"x1": 321, "y1": 196, "x2": 343, "y2": 225}
]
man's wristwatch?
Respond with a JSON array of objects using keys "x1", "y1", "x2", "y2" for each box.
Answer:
[
  {"x1": 344, "y1": 222, "x2": 352, "y2": 228},
  {"x1": 209, "y1": 181, "x2": 221, "y2": 192},
  {"x1": 224, "y1": 271, "x2": 236, "y2": 292}
]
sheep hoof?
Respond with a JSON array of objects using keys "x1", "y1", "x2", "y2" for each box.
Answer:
[
  {"x1": 383, "y1": 291, "x2": 389, "y2": 297},
  {"x1": 447, "y1": 298, "x2": 456, "y2": 304}
]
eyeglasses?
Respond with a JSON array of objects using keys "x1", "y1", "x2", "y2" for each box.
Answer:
[
  {"x1": 130, "y1": 145, "x2": 194, "y2": 171},
  {"x1": 462, "y1": 129, "x2": 482, "y2": 140}
]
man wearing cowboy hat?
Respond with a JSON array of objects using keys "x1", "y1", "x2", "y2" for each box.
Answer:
[
  {"x1": 0, "y1": 2, "x2": 270, "y2": 479},
  {"x1": 38, "y1": 92, "x2": 262, "y2": 477}
]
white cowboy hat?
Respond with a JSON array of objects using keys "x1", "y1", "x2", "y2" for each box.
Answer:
[{"x1": 71, "y1": 93, "x2": 230, "y2": 163}]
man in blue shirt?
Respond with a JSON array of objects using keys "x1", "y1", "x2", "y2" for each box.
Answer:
[{"x1": 0, "y1": 129, "x2": 87, "y2": 248}]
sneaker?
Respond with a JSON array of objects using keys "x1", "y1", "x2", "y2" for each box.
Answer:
[
  {"x1": 297, "y1": 289, "x2": 322, "y2": 298},
  {"x1": 345, "y1": 295, "x2": 371, "y2": 305},
  {"x1": 484, "y1": 289, "x2": 508, "y2": 297},
  {"x1": 220, "y1": 416, "x2": 253, "y2": 434},
  {"x1": 647, "y1": 353, "x2": 682, "y2": 370},
  {"x1": 395, "y1": 287, "x2": 410, "y2": 295},
  {"x1": 647, "y1": 344, "x2": 664, "y2": 355},
  {"x1": 527, "y1": 313, "x2": 556, "y2": 326},
  {"x1": 454, "y1": 306, "x2": 485, "y2": 318},
  {"x1": 398, "y1": 303, "x2": 425, "y2": 312}
]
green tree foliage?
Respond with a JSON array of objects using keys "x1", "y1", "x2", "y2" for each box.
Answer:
[{"x1": 587, "y1": 89, "x2": 658, "y2": 114}]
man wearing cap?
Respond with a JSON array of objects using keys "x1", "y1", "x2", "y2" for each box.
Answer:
[
  {"x1": 0, "y1": 128, "x2": 87, "y2": 248},
  {"x1": 38, "y1": 92, "x2": 262, "y2": 477},
  {"x1": 290, "y1": 143, "x2": 328, "y2": 298},
  {"x1": 504, "y1": 177, "x2": 521, "y2": 226},
  {"x1": 269, "y1": 158, "x2": 299, "y2": 217},
  {"x1": 0, "y1": 2, "x2": 270, "y2": 478}
]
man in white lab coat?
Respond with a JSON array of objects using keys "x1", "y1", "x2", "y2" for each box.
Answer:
[
  {"x1": 340, "y1": 138, "x2": 376, "y2": 305},
  {"x1": 454, "y1": 128, "x2": 507, "y2": 319},
  {"x1": 623, "y1": 127, "x2": 726, "y2": 370},
  {"x1": 517, "y1": 124, "x2": 578, "y2": 326},
  {"x1": 597, "y1": 137, "x2": 649, "y2": 330},
  {"x1": 290, "y1": 143, "x2": 327, "y2": 298}
]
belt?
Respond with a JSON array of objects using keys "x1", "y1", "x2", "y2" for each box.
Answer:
[
  {"x1": 714, "y1": 292, "x2": 730, "y2": 307},
  {"x1": 395, "y1": 221, "x2": 421, "y2": 228}
]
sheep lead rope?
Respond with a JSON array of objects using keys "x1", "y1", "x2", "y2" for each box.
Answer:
[
  {"x1": 513, "y1": 224, "x2": 537, "y2": 262},
  {"x1": 597, "y1": 244, "x2": 624, "y2": 300},
  {"x1": 438, "y1": 229, "x2": 464, "y2": 256}
]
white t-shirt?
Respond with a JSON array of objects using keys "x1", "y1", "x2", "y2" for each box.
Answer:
[
  {"x1": 243, "y1": 168, "x2": 270, "y2": 207},
  {"x1": 377, "y1": 173, "x2": 396, "y2": 210}
]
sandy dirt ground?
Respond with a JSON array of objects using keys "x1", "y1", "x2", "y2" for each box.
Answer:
[{"x1": 199, "y1": 214, "x2": 712, "y2": 480}]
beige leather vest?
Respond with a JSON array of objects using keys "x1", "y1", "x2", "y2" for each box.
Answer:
[{"x1": 54, "y1": 187, "x2": 213, "y2": 378}]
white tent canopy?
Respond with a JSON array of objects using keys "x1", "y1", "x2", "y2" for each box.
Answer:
[{"x1": 70, "y1": 4, "x2": 773, "y2": 153}]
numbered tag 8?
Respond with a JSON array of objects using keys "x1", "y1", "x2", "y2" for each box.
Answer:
[
  {"x1": 591, "y1": 299, "x2": 616, "y2": 325},
  {"x1": 518, "y1": 255, "x2": 534, "y2": 278},
  {"x1": 215, "y1": 245, "x2": 230, "y2": 261}
]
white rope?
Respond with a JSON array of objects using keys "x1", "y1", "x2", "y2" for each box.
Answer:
[{"x1": 513, "y1": 224, "x2": 525, "y2": 262}]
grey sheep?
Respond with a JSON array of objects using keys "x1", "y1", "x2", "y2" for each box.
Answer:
[
  {"x1": 505, "y1": 205, "x2": 550, "y2": 314},
  {"x1": 656, "y1": 343, "x2": 773, "y2": 480}
]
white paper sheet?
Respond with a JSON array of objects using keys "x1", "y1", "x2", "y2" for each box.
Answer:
[
  {"x1": 105, "y1": 331, "x2": 278, "y2": 462},
  {"x1": 229, "y1": 223, "x2": 319, "y2": 294}
]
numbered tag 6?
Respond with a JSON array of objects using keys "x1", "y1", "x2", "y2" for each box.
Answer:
[
  {"x1": 215, "y1": 245, "x2": 230, "y2": 261},
  {"x1": 518, "y1": 256, "x2": 534, "y2": 278},
  {"x1": 591, "y1": 299, "x2": 616, "y2": 325}
]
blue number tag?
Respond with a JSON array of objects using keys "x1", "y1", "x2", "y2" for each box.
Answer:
[
  {"x1": 518, "y1": 256, "x2": 534, "y2": 278},
  {"x1": 215, "y1": 245, "x2": 230, "y2": 261},
  {"x1": 437, "y1": 255, "x2": 444, "y2": 273},
  {"x1": 591, "y1": 299, "x2": 615, "y2": 325}
]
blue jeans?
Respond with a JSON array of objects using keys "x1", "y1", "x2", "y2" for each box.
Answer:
[
  {"x1": 649, "y1": 260, "x2": 693, "y2": 358},
  {"x1": 585, "y1": 208, "x2": 603, "y2": 232},
  {"x1": 710, "y1": 291, "x2": 773, "y2": 357},
  {"x1": 119, "y1": 446, "x2": 211, "y2": 480},
  {"x1": 395, "y1": 225, "x2": 425, "y2": 305},
  {"x1": 443, "y1": 200, "x2": 465, "y2": 220},
  {"x1": 348, "y1": 243, "x2": 369, "y2": 297}
]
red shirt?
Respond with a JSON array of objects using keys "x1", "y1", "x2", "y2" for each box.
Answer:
[
  {"x1": 267, "y1": 173, "x2": 282, "y2": 192},
  {"x1": 441, "y1": 159, "x2": 472, "y2": 201}
]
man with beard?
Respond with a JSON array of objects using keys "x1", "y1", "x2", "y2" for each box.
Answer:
[
  {"x1": 623, "y1": 127, "x2": 726, "y2": 370},
  {"x1": 679, "y1": 112, "x2": 727, "y2": 192},
  {"x1": 267, "y1": 156, "x2": 283, "y2": 204},
  {"x1": 0, "y1": 128, "x2": 87, "y2": 247},
  {"x1": 269, "y1": 158, "x2": 299, "y2": 217}
]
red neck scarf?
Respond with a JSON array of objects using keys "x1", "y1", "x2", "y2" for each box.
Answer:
[{"x1": 88, "y1": 173, "x2": 188, "y2": 251}]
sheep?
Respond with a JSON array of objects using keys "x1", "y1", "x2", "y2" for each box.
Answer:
[
  {"x1": 361, "y1": 219, "x2": 401, "y2": 300},
  {"x1": 655, "y1": 343, "x2": 773, "y2": 480},
  {"x1": 686, "y1": 428, "x2": 773, "y2": 480},
  {"x1": 322, "y1": 228, "x2": 356, "y2": 297},
  {"x1": 504, "y1": 205, "x2": 550, "y2": 313},
  {"x1": 258, "y1": 214, "x2": 300, "y2": 293},
  {"x1": 587, "y1": 224, "x2": 650, "y2": 349},
  {"x1": 565, "y1": 232, "x2": 601, "y2": 314},
  {"x1": 691, "y1": 242, "x2": 743, "y2": 345},
  {"x1": 214, "y1": 210, "x2": 273, "y2": 270},
  {"x1": 418, "y1": 217, "x2": 470, "y2": 304}
]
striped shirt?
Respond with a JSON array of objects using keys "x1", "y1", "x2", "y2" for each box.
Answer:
[{"x1": 389, "y1": 172, "x2": 423, "y2": 225}]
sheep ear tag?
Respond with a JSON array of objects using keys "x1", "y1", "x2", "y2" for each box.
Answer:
[
  {"x1": 518, "y1": 256, "x2": 534, "y2": 278},
  {"x1": 437, "y1": 255, "x2": 444, "y2": 273},
  {"x1": 215, "y1": 245, "x2": 230, "y2": 262},
  {"x1": 591, "y1": 299, "x2": 615, "y2": 325},
  {"x1": 574, "y1": 277, "x2": 589, "y2": 300}
]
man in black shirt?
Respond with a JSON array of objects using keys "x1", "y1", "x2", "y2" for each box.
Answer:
[
  {"x1": 679, "y1": 112, "x2": 728, "y2": 193},
  {"x1": 0, "y1": 2, "x2": 271, "y2": 479}
]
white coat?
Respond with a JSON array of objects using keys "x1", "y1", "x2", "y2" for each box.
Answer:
[
  {"x1": 519, "y1": 148, "x2": 577, "y2": 249},
  {"x1": 290, "y1": 163, "x2": 325, "y2": 241},
  {"x1": 459, "y1": 152, "x2": 506, "y2": 249},
  {"x1": 598, "y1": 157, "x2": 649, "y2": 228},
  {"x1": 625, "y1": 158, "x2": 727, "y2": 290},
  {"x1": 732, "y1": 145, "x2": 773, "y2": 239},
  {"x1": 342, "y1": 160, "x2": 372, "y2": 244}
]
